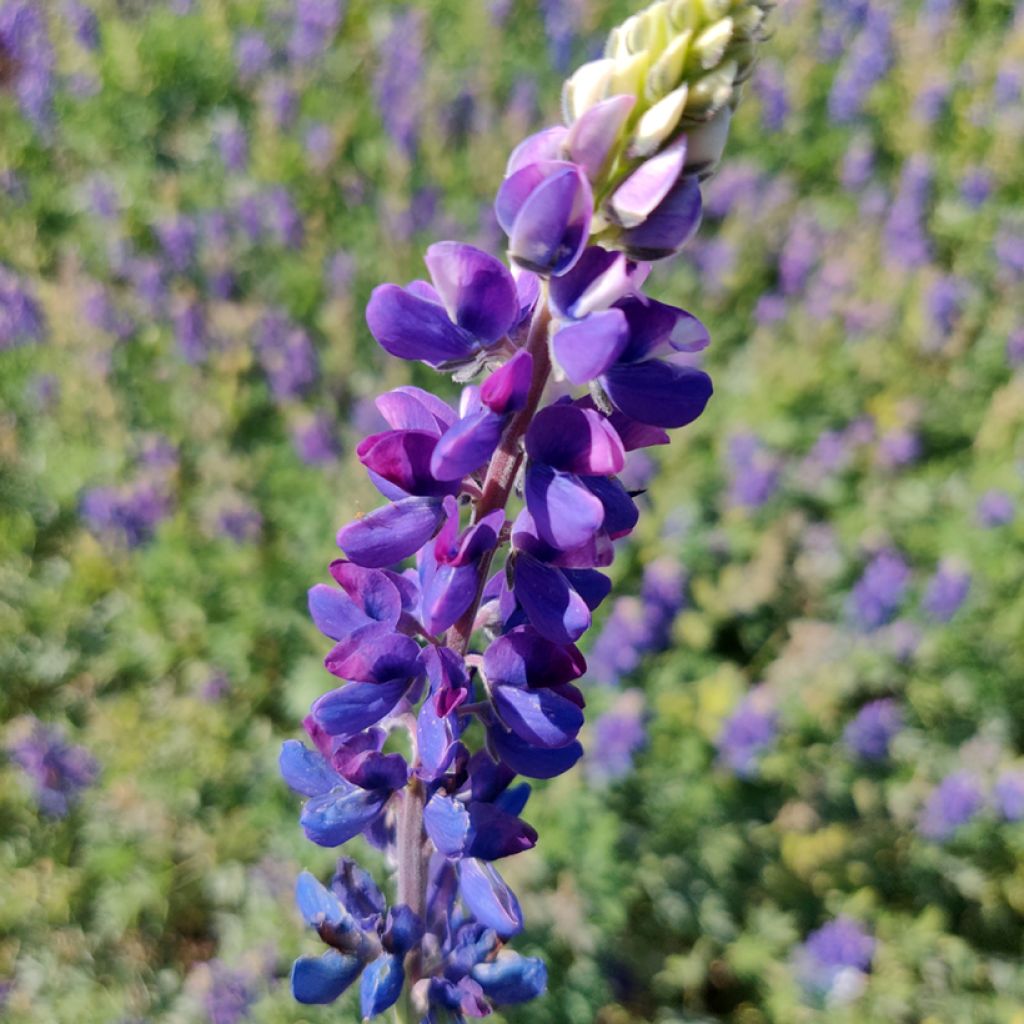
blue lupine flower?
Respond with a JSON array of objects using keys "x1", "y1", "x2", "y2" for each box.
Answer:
[
  {"x1": 976, "y1": 490, "x2": 1014, "y2": 528},
  {"x1": 727, "y1": 432, "x2": 781, "y2": 509},
  {"x1": 200, "y1": 961, "x2": 258, "y2": 1024},
  {"x1": 828, "y1": 8, "x2": 892, "y2": 123},
  {"x1": 884, "y1": 157, "x2": 933, "y2": 268},
  {"x1": 995, "y1": 772, "x2": 1024, "y2": 822},
  {"x1": 586, "y1": 690, "x2": 647, "y2": 783},
  {"x1": 0, "y1": 263, "x2": 45, "y2": 349},
  {"x1": 717, "y1": 686, "x2": 778, "y2": 778},
  {"x1": 373, "y1": 8, "x2": 425, "y2": 157},
  {"x1": 850, "y1": 549, "x2": 910, "y2": 630},
  {"x1": 921, "y1": 560, "x2": 971, "y2": 622}
]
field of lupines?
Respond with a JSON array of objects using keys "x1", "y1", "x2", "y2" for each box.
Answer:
[{"x1": 2, "y1": 0, "x2": 1023, "y2": 1022}]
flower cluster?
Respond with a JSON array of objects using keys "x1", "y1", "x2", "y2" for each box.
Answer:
[{"x1": 280, "y1": 1, "x2": 769, "y2": 1018}]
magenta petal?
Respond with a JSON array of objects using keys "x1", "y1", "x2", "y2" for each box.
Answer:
[
  {"x1": 566, "y1": 94, "x2": 635, "y2": 182},
  {"x1": 357, "y1": 430, "x2": 458, "y2": 497},
  {"x1": 328, "y1": 561, "x2": 404, "y2": 626},
  {"x1": 424, "y1": 242, "x2": 519, "y2": 344},
  {"x1": 551, "y1": 309, "x2": 630, "y2": 385},
  {"x1": 526, "y1": 405, "x2": 625, "y2": 475},
  {"x1": 608, "y1": 137, "x2": 688, "y2": 229},
  {"x1": 481, "y1": 350, "x2": 534, "y2": 414},
  {"x1": 492, "y1": 683, "x2": 584, "y2": 749},
  {"x1": 505, "y1": 126, "x2": 569, "y2": 176},
  {"x1": 366, "y1": 284, "x2": 478, "y2": 366},
  {"x1": 337, "y1": 497, "x2": 446, "y2": 568},
  {"x1": 602, "y1": 360, "x2": 713, "y2": 428},
  {"x1": 617, "y1": 176, "x2": 702, "y2": 261},
  {"x1": 512, "y1": 552, "x2": 591, "y2": 644},
  {"x1": 430, "y1": 410, "x2": 505, "y2": 482}
]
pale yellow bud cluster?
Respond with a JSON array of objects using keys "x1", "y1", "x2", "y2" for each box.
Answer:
[{"x1": 564, "y1": 0, "x2": 772, "y2": 174}]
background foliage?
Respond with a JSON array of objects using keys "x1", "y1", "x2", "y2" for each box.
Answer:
[{"x1": 1, "y1": 0, "x2": 1023, "y2": 1022}]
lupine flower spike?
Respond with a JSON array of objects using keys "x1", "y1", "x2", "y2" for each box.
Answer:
[{"x1": 281, "y1": 2, "x2": 770, "y2": 1019}]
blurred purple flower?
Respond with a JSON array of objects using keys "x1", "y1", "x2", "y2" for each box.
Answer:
[
  {"x1": 374, "y1": 8, "x2": 425, "y2": 157},
  {"x1": 202, "y1": 961, "x2": 258, "y2": 1024},
  {"x1": 8, "y1": 719, "x2": 98, "y2": 818},
  {"x1": 0, "y1": 0, "x2": 55, "y2": 129},
  {"x1": 540, "y1": 0, "x2": 586, "y2": 72},
  {"x1": 235, "y1": 31, "x2": 272, "y2": 81},
  {"x1": 875, "y1": 428, "x2": 921, "y2": 470},
  {"x1": 755, "y1": 58, "x2": 789, "y2": 132},
  {"x1": 995, "y1": 228, "x2": 1024, "y2": 281},
  {"x1": 960, "y1": 167, "x2": 991, "y2": 208},
  {"x1": 921, "y1": 559, "x2": 970, "y2": 622},
  {"x1": 586, "y1": 691, "x2": 647, "y2": 784},
  {"x1": 174, "y1": 300, "x2": 210, "y2": 364},
  {"x1": 304, "y1": 122, "x2": 334, "y2": 172},
  {"x1": 840, "y1": 133, "x2": 874, "y2": 191},
  {"x1": 215, "y1": 497, "x2": 263, "y2": 543},
  {"x1": 256, "y1": 312, "x2": 318, "y2": 399},
  {"x1": 995, "y1": 771, "x2": 1024, "y2": 822},
  {"x1": 795, "y1": 917, "x2": 875, "y2": 1004},
  {"x1": 728, "y1": 432, "x2": 781, "y2": 509},
  {"x1": 325, "y1": 249, "x2": 355, "y2": 299},
  {"x1": 1008, "y1": 328, "x2": 1024, "y2": 368},
  {"x1": 717, "y1": 686, "x2": 777, "y2": 778},
  {"x1": 884, "y1": 157, "x2": 932, "y2": 269},
  {"x1": 0, "y1": 264, "x2": 45, "y2": 349},
  {"x1": 155, "y1": 217, "x2": 199, "y2": 274},
  {"x1": 292, "y1": 412, "x2": 341, "y2": 465},
  {"x1": 920, "y1": 772, "x2": 983, "y2": 839},
  {"x1": 266, "y1": 187, "x2": 304, "y2": 249},
  {"x1": 215, "y1": 115, "x2": 248, "y2": 173},
  {"x1": 925, "y1": 274, "x2": 966, "y2": 342},
  {"x1": 976, "y1": 490, "x2": 1014, "y2": 528},
  {"x1": 62, "y1": 1, "x2": 99, "y2": 50},
  {"x1": 828, "y1": 8, "x2": 892, "y2": 123},
  {"x1": 261, "y1": 77, "x2": 298, "y2": 131},
  {"x1": 844, "y1": 699, "x2": 902, "y2": 761},
  {"x1": 289, "y1": 0, "x2": 344, "y2": 66},
  {"x1": 850, "y1": 549, "x2": 910, "y2": 630}
]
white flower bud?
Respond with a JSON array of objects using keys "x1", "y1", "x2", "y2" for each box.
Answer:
[{"x1": 631, "y1": 84, "x2": 690, "y2": 157}]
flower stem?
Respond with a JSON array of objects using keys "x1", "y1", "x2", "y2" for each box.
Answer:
[{"x1": 445, "y1": 291, "x2": 553, "y2": 657}]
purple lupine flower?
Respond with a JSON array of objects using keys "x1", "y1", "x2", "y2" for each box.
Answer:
[
  {"x1": 851, "y1": 549, "x2": 910, "y2": 630},
  {"x1": 754, "y1": 292, "x2": 787, "y2": 326},
  {"x1": 875, "y1": 427, "x2": 921, "y2": 470},
  {"x1": 727, "y1": 432, "x2": 781, "y2": 509},
  {"x1": 994, "y1": 63, "x2": 1022, "y2": 108},
  {"x1": 200, "y1": 961, "x2": 258, "y2": 1024},
  {"x1": 794, "y1": 917, "x2": 875, "y2": 1005},
  {"x1": 0, "y1": 0, "x2": 55, "y2": 129},
  {"x1": 920, "y1": 772, "x2": 984, "y2": 840},
  {"x1": 884, "y1": 157, "x2": 933, "y2": 268},
  {"x1": 703, "y1": 162, "x2": 763, "y2": 219},
  {"x1": 235, "y1": 31, "x2": 272, "y2": 81},
  {"x1": 976, "y1": 490, "x2": 1015, "y2": 528},
  {"x1": 82, "y1": 283, "x2": 135, "y2": 339},
  {"x1": 0, "y1": 264, "x2": 45, "y2": 349},
  {"x1": 914, "y1": 78, "x2": 950, "y2": 125},
  {"x1": 155, "y1": 216, "x2": 199, "y2": 274},
  {"x1": 261, "y1": 77, "x2": 298, "y2": 131},
  {"x1": 995, "y1": 771, "x2": 1024, "y2": 822},
  {"x1": 884, "y1": 619, "x2": 922, "y2": 662},
  {"x1": 304, "y1": 122, "x2": 334, "y2": 172},
  {"x1": 373, "y1": 8, "x2": 425, "y2": 157},
  {"x1": 128, "y1": 258, "x2": 166, "y2": 316},
  {"x1": 844, "y1": 699, "x2": 903, "y2": 761},
  {"x1": 995, "y1": 228, "x2": 1024, "y2": 281},
  {"x1": 288, "y1": 0, "x2": 344, "y2": 66},
  {"x1": 540, "y1": 0, "x2": 585, "y2": 73},
  {"x1": 256, "y1": 312, "x2": 318, "y2": 399},
  {"x1": 960, "y1": 167, "x2": 992, "y2": 208},
  {"x1": 292, "y1": 412, "x2": 341, "y2": 465},
  {"x1": 215, "y1": 496, "x2": 263, "y2": 543},
  {"x1": 827, "y1": 7, "x2": 892, "y2": 123},
  {"x1": 62, "y1": 1, "x2": 99, "y2": 50},
  {"x1": 174, "y1": 299, "x2": 210, "y2": 364},
  {"x1": 755, "y1": 58, "x2": 789, "y2": 132},
  {"x1": 8, "y1": 718, "x2": 98, "y2": 817},
  {"x1": 325, "y1": 249, "x2": 355, "y2": 300},
  {"x1": 266, "y1": 187, "x2": 304, "y2": 249},
  {"x1": 215, "y1": 114, "x2": 248, "y2": 172},
  {"x1": 818, "y1": 0, "x2": 870, "y2": 59},
  {"x1": 921, "y1": 559, "x2": 971, "y2": 622},
  {"x1": 925, "y1": 274, "x2": 966, "y2": 342},
  {"x1": 779, "y1": 213, "x2": 820, "y2": 296},
  {"x1": 586, "y1": 690, "x2": 647, "y2": 783},
  {"x1": 717, "y1": 686, "x2": 777, "y2": 778}
]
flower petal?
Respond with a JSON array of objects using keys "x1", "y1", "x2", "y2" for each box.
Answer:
[
  {"x1": 307, "y1": 584, "x2": 372, "y2": 641},
  {"x1": 524, "y1": 464, "x2": 606, "y2": 552},
  {"x1": 324, "y1": 624, "x2": 421, "y2": 684},
  {"x1": 291, "y1": 950, "x2": 363, "y2": 1005},
  {"x1": 366, "y1": 283, "x2": 477, "y2": 366},
  {"x1": 512, "y1": 552, "x2": 591, "y2": 644},
  {"x1": 602, "y1": 360, "x2": 713, "y2": 428},
  {"x1": 493, "y1": 683, "x2": 585, "y2": 748},
  {"x1": 471, "y1": 954, "x2": 548, "y2": 1005},
  {"x1": 608, "y1": 136, "x2": 688, "y2": 229},
  {"x1": 617, "y1": 176, "x2": 703, "y2": 261},
  {"x1": 280, "y1": 740, "x2": 337, "y2": 798},
  {"x1": 526, "y1": 405, "x2": 625, "y2": 475},
  {"x1": 457, "y1": 858, "x2": 523, "y2": 938},
  {"x1": 300, "y1": 783, "x2": 389, "y2": 847},
  {"x1": 488, "y1": 724, "x2": 584, "y2": 779},
  {"x1": 430, "y1": 409, "x2": 505, "y2": 482},
  {"x1": 337, "y1": 496, "x2": 446, "y2": 568},
  {"x1": 481, "y1": 349, "x2": 534, "y2": 415},
  {"x1": 360, "y1": 954, "x2": 405, "y2": 1020},
  {"x1": 566, "y1": 94, "x2": 636, "y2": 182},
  {"x1": 551, "y1": 309, "x2": 631, "y2": 385},
  {"x1": 312, "y1": 677, "x2": 413, "y2": 738}
]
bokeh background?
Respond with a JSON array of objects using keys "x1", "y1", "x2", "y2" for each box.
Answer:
[{"x1": 2, "y1": 0, "x2": 1024, "y2": 1021}]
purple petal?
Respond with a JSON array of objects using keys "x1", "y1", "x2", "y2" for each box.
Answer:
[
  {"x1": 366, "y1": 284, "x2": 477, "y2": 366},
  {"x1": 483, "y1": 625, "x2": 586, "y2": 689},
  {"x1": 608, "y1": 137, "x2": 687, "y2": 228},
  {"x1": 512, "y1": 552, "x2": 591, "y2": 644},
  {"x1": 424, "y1": 242, "x2": 519, "y2": 344},
  {"x1": 360, "y1": 954, "x2": 405, "y2": 1020},
  {"x1": 471, "y1": 954, "x2": 548, "y2": 1005},
  {"x1": 358, "y1": 430, "x2": 458, "y2": 497},
  {"x1": 548, "y1": 246, "x2": 648, "y2": 320},
  {"x1": 337, "y1": 496, "x2": 446, "y2": 568},
  {"x1": 295, "y1": 871, "x2": 352, "y2": 931},
  {"x1": 423, "y1": 644, "x2": 471, "y2": 715},
  {"x1": 416, "y1": 697, "x2": 458, "y2": 781},
  {"x1": 617, "y1": 294, "x2": 707, "y2": 363},
  {"x1": 328, "y1": 561, "x2": 404, "y2": 626},
  {"x1": 617, "y1": 176, "x2": 703, "y2": 261},
  {"x1": 312, "y1": 677, "x2": 413, "y2": 738},
  {"x1": 488, "y1": 725, "x2": 584, "y2": 780},
  {"x1": 300, "y1": 784, "x2": 389, "y2": 846},
  {"x1": 493, "y1": 683, "x2": 584, "y2": 748},
  {"x1": 291, "y1": 951, "x2": 363, "y2": 1005},
  {"x1": 506, "y1": 126, "x2": 569, "y2": 176},
  {"x1": 340, "y1": 750, "x2": 409, "y2": 791},
  {"x1": 602, "y1": 360, "x2": 713, "y2": 428},
  {"x1": 421, "y1": 561, "x2": 481, "y2": 636},
  {"x1": 566, "y1": 94, "x2": 636, "y2": 182},
  {"x1": 582, "y1": 475, "x2": 639, "y2": 539},
  {"x1": 462, "y1": 801, "x2": 537, "y2": 861},
  {"x1": 280, "y1": 740, "x2": 337, "y2": 798},
  {"x1": 481, "y1": 350, "x2": 534, "y2": 414},
  {"x1": 376, "y1": 386, "x2": 456, "y2": 432},
  {"x1": 457, "y1": 859, "x2": 524, "y2": 938},
  {"x1": 324, "y1": 624, "x2": 422, "y2": 684},
  {"x1": 552, "y1": 309, "x2": 631, "y2": 385},
  {"x1": 430, "y1": 409, "x2": 505, "y2": 481},
  {"x1": 424, "y1": 793, "x2": 472, "y2": 856},
  {"x1": 524, "y1": 464, "x2": 606, "y2": 551},
  {"x1": 526, "y1": 405, "x2": 625, "y2": 475},
  {"x1": 307, "y1": 584, "x2": 372, "y2": 640}
]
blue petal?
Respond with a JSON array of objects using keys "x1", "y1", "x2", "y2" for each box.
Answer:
[
  {"x1": 471, "y1": 954, "x2": 548, "y2": 1005},
  {"x1": 513, "y1": 553, "x2": 591, "y2": 645},
  {"x1": 300, "y1": 784, "x2": 390, "y2": 847},
  {"x1": 312, "y1": 677, "x2": 413, "y2": 738},
  {"x1": 337, "y1": 496, "x2": 446, "y2": 568},
  {"x1": 291, "y1": 950, "x2": 364, "y2": 1005},
  {"x1": 308, "y1": 584, "x2": 371, "y2": 640},
  {"x1": 382, "y1": 904, "x2": 425, "y2": 957},
  {"x1": 360, "y1": 953, "x2": 405, "y2": 1019},
  {"x1": 457, "y1": 858, "x2": 523, "y2": 939},
  {"x1": 551, "y1": 309, "x2": 630, "y2": 385},
  {"x1": 523, "y1": 464, "x2": 605, "y2": 552},
  {"x1": 602, "y1": 360, "x2": 713, "y2": 429},
  {"x1": 366, "y1": 283, "x2": 478, "y2": 366},
  {"x1": 295, "y1": 870, "x2": 352, "y2": 930},
  {"x1": 488, "y1": 725, "x2": 584, "y2": 780},
  {"x1": 430, "y1": 409, "x2": 505, "y2": 482},
  {"x1": 279, "y1": 740, "x2": 337, "y2": 798},
  {"x1": 492, "y1": 684, "x2": 584, "y2": 749},
  {"x1": 423, "y1": 793, "x2": 471, "y2": 857}
]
